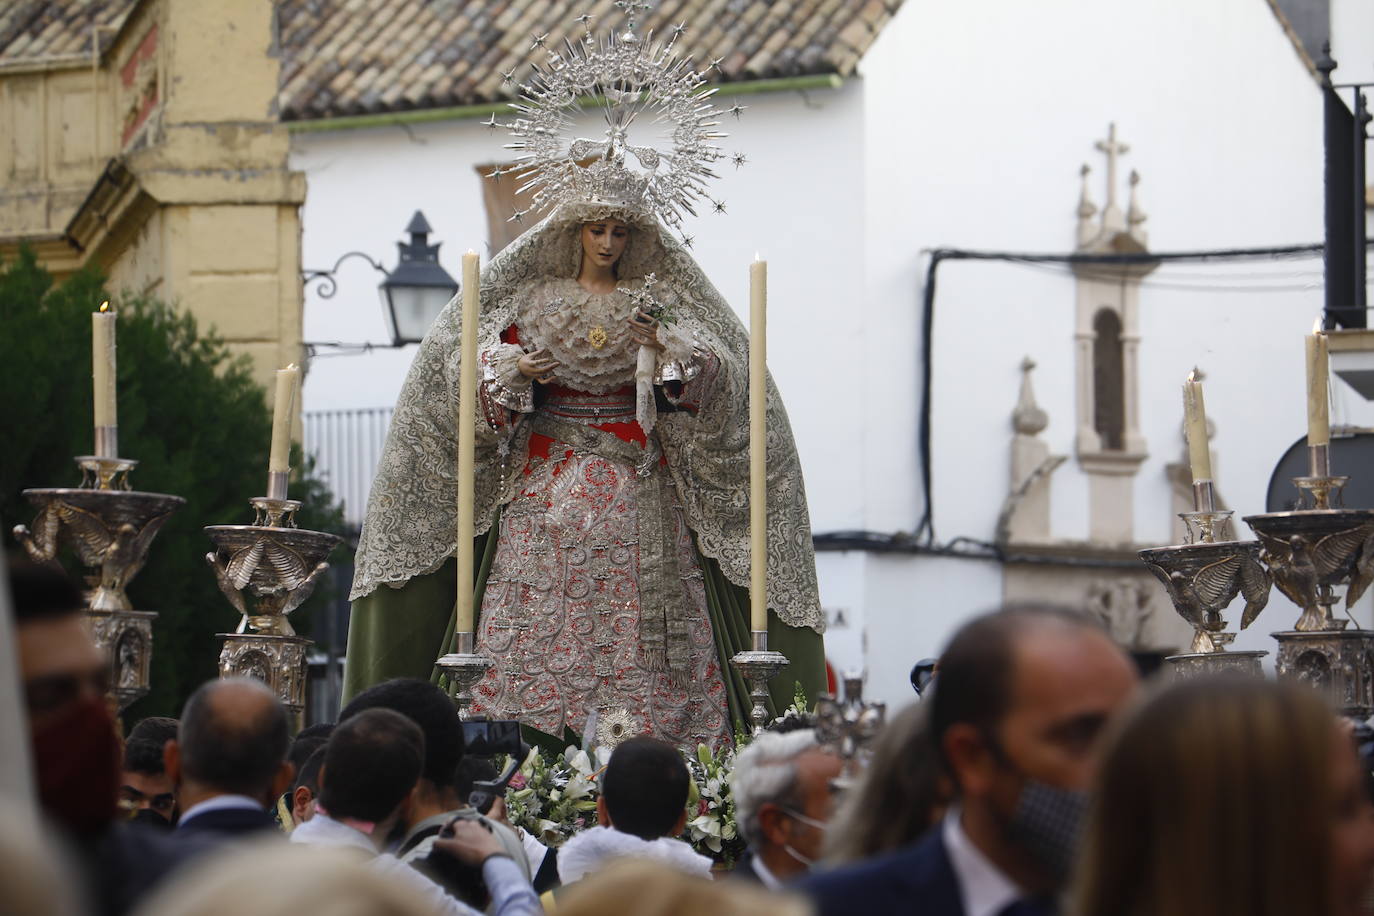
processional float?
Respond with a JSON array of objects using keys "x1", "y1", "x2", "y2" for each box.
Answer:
[
  {"x1": 1142, "y1": 327, "x2": 1374, "y2": 724},
  {"x1": 13, "y1": 304, "x2": 184, "y2": 710}
]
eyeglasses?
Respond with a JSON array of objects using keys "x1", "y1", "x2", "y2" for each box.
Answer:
[{"x1": 119, "y1": 787, "x2": 176, "y2": 815}]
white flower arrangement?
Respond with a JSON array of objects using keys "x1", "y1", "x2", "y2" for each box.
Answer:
[{"x1": 501, "y1": 689, "x2": 811, "y2": 865}]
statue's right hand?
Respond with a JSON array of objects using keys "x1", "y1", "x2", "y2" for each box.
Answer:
[{"x1": 517, "y1": 348, "x2": 560, "y2": 383}]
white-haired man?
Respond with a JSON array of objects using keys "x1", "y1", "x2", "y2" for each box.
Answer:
[{"x1": 730, "y1": 728, "x2": 843, "y2": 888}]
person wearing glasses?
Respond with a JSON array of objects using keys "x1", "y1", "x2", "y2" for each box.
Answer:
[{"x1": 120, "y1": 738, "x2": 178, "y2": 828}]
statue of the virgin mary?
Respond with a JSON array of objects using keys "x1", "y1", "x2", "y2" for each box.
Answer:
[{"x1": 343, "y1": 14, "x2": 825, "y2": 747}]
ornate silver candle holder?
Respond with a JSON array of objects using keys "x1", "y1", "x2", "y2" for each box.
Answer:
[
  {"x1": 435, "y1": 631, "x2": 493, "y2": 720},
  {"x1": 1271, "y1": 629, "x2": 1374, "y2": 721},
  {"x1": 1139, "y1": 480, "x2": 1270, "y2": 677},
  {"x1": 815, "y1": 671, "x2": 886, "y2": 790},
  {"x1": 13, "y1": 453, "x2": 184, "y2": 709},
  {"x1": 730, "y1": 630, "x2": 790, "y2": 733},
  {"x1": 1244, "y1": 444, "x2": 1374, "y2": 720},
  {"x1": 205, "y1": 485, "x2": 340, "y2": 722}
]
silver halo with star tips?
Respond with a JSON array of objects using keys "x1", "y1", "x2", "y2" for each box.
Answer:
[{"x1": 492, "y1": 3, "x2": 743, "y2": 241}]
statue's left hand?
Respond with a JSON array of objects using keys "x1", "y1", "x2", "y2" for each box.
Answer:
[{"x1": 628, "y1": 309, "x2": 665, "y2": 352}]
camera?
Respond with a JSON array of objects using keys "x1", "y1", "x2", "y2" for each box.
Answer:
[{"x1": 461, "y1": 719, "x2": 527, "y2": 815}]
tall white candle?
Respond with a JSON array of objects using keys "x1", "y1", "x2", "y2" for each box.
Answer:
[
  {"x1": 750, "y1": 256, "x2": 767, "y2": 633},
  {"x1": 92, "y1": 302, "x2": 117, "y2": 440},
  {"x1": 456, "y1": 251, "x2": 480, "y2": 635},
  {"x1": 1306, "y1": 320, "x2": 1330, "y2": 447},
  {"x1": 1182, "y1": 371, "x2": 1212, "y2": 483},
  {"x1": 268, "y1": 364, "x2": 300, "y2": 474}
]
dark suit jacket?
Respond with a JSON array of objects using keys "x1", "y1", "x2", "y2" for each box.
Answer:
[
  {"x1": 798, "y1": 828, "x2": 963, "y2": 916},
  {"x1": 116, "y1": 803, "x2": 281, "y2": 911},
  {"x1": 176, "y1": 805, "x2": 279, "y2": 837}
]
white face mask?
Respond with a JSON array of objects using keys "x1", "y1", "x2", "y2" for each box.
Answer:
[{"x1": 778, "y1": 806, "x2": 827, "y2": 870}]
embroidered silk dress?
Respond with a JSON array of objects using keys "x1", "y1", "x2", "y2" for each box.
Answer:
[{"x1": 469, "y1": 278, "x2": 732, "y2": 748}]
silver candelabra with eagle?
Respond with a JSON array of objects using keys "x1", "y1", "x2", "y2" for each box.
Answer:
[
  {"x1": 1139, "y1": 478, "x2": 1270, "y2": 677},
  {"x1": 13, "y1": 453, "x2": 184, "y2": 709},
  {"x1": 204, "y1": 476, "x2": 340, "y2": 724},
  {"x1": 1245, "y1": 442, "x2": 1374, "y2": 721}
]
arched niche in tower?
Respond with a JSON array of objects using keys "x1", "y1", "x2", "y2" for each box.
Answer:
[{"x1": 1092, "y1": 308, "x2": 1125, "y2": 451}]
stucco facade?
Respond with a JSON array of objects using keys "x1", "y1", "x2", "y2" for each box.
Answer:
[{"x1": 0, "y1": 0, "x2": 304, "y2": 395}]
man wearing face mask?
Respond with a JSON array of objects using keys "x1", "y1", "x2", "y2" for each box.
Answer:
[
  {"x1": 120, "y1": 738, "x2": 178, "y2": 828},
  {"x1": 801, "y1": 606, "x2": 1138, "y2": 916},
  {"x1": 12, "y1": 560, "x2": 121, "y2": 838},
  {"x1": 730, "y1": 728, "x2": 843, "y2": 887},
  {"x1": 10, "y1": 559, "x2": 131, "y2": 913}
]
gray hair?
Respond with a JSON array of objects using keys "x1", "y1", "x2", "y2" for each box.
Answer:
[{"x1": 730, "y1": 729, "x2": 820, "y2": 846}]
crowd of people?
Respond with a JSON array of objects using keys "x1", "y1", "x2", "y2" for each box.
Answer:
[{"x1": 9, "y1": 557, "x2": 1374, "y2": 916}]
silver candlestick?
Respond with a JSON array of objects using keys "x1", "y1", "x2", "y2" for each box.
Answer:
[
  {"x1": 435, "y1": 630, "x2": 493, "y2": 720},
  {"x1": 13, "y1": 451, "x2": 184, "y2": 709},
  {"x1": 730, "y1": 630, "x2": 789, "y2": 733},
  {"x1": 205, "y1": 491, "x2": 340, "y2": 724},
  {"x1": 1244, "y1": 443, "x2": 1374, "y2": 720},
  {"x1": 1139, "y1": 479, "x2": 1270, "y2": 678}
]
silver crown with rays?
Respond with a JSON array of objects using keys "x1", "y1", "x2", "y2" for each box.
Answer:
[{"x1": 485, "y1": 0, "x2": 747, "y2": 246}]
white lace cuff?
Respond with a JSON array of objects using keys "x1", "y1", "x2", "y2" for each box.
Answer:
[{"x1": 482, "y1": 344, "x2": 534, "y2": 413}]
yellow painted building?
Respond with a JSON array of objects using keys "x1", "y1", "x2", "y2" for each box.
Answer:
[{"x1": 0, "y1": 0, "x2": 304, "y2": 393}]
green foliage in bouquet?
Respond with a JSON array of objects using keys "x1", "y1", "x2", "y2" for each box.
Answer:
[{"x1": 0, "y1": 247, "x2": 347, "y2": 723}]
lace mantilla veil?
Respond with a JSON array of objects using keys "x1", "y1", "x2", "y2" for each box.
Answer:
[{"x1": 349, "y1": 198, "x2": 824, "y2": 633}]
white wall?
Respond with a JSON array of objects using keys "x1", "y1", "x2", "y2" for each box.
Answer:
[
  {"x1": 849, "y1": 0, "x2": 1336, "y2": 691},
  {"x1": 1331, "y1": 0, "x2": 1374, "y2": 86}
]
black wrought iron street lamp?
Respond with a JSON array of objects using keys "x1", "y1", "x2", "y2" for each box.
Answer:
[
  {"x1": 304, "y1": 210, "x2": 458, "y2": 350},
  {"x1": 380, "y1": 211, "x2": 459, "y2": 345}
]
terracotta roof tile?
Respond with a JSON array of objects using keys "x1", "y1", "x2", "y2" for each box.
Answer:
[
  {"x1": 1, "y1": 1, "x2": 902, "y2": 117},
  {"x1": 277, "y1": 0, "x2": 903, "y2": 119},
  {"x1": 0, "y1": 0, "x2": 138, "y2": 64}
]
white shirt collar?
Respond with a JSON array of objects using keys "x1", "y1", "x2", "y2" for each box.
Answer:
[
  {"x1": 288, "y1": 811, "x2": 377, "y2": 855},
  {"x1": 179, "y1": 794, "x2": 264, "y2": 824},
  {"x1": 943, "y1": 807, "x2": 1023, "y2": 916},
  {"x1": 750, "y1": 852, "x2": 782, "y2": 890}
]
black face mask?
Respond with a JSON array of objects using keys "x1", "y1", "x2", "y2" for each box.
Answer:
[
  {"x1": 129, "y1": 807, "x2": 173, "y2": 830},
  {"x1": 980, "y1": 729, "x2": 1091, "y2": 888},
  {"x1": 1005, "y1": 779, "x2": 1090, "y2": 886}
]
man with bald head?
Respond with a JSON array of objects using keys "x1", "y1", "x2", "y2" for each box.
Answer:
[
  {"x1": 802, "y1": 606, "x2": 1139, "y2": 916},
  {"x1": 164, "y1": 677, "x2": 294, "y2": 837},
  {"x1": 112, "y1": 677, "x2": 296, "y2": 909}
]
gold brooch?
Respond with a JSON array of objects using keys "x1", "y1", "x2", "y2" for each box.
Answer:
[{"x1": 588, "y1": 326, "x2": 608, "y2": 349}]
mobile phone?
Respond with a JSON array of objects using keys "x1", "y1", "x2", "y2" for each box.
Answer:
[{"x1": 461, "y1": 719, "x2": 524, "y2": 758}]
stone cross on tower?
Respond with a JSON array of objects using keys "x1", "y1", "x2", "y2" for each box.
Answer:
[{"x1": 1095, "y1": 122, "x2": 1130, "y2": 231}]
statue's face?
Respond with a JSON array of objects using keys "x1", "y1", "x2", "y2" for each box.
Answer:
[{"x1": 580, "y1": 219, "x2": 629, "y2": 269}]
